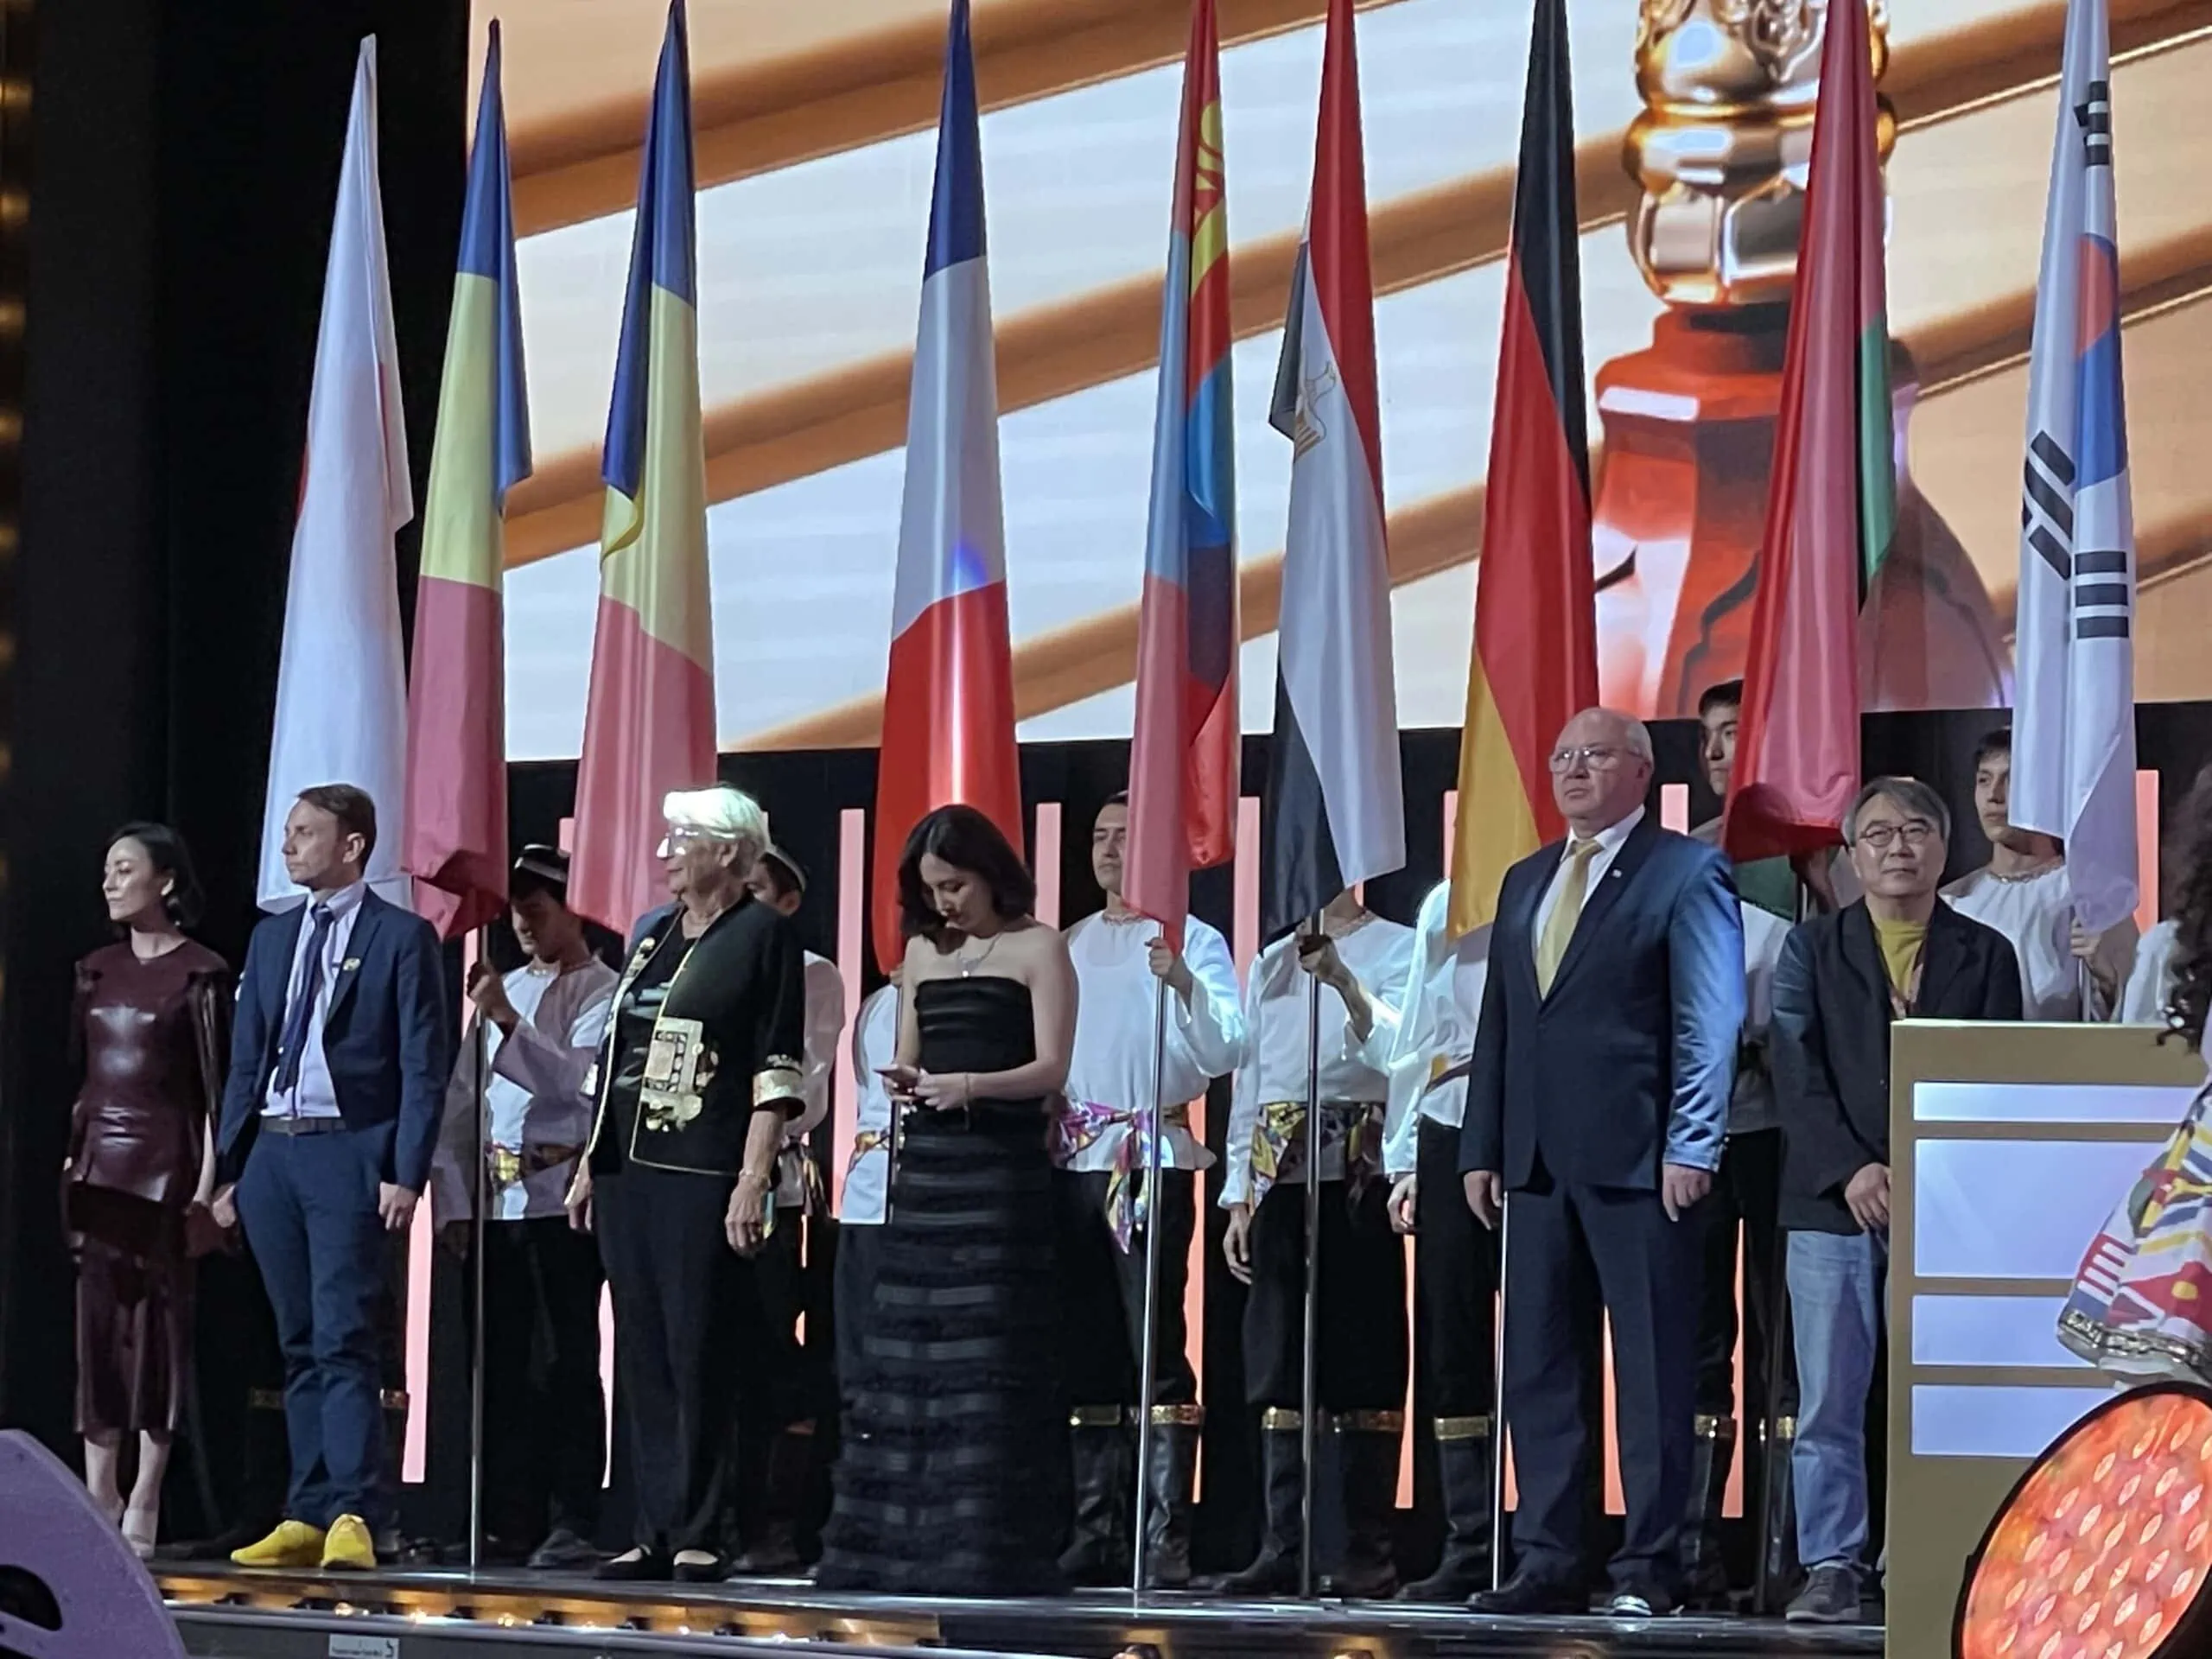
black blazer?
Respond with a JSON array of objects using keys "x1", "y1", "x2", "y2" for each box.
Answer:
[
  {"x1": 1771, "y1": 899, "x2": 2024, "y2": 1234},
  {"x1": 1459, "y1": 814, "x2": 1746, "y2": 1192}
]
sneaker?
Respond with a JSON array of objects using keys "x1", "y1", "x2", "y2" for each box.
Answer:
[
  {"x1": 229, "y1": 1520, "x2": 327, "y2": 1569},
  {"x1": 320, "y1": 1514, "x2": 378, "y2": 1572},
  {"x1": 1786, "y1": 1562, "x2": 1863, "y2": 1624}
]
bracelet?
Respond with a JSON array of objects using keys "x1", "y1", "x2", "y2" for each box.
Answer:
[{"x1": 736, "y1": 1169, "x2": 772, "y2": 1190}]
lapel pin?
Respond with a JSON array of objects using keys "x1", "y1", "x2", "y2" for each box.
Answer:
[{"x1": 341, "y1": 958, "x2": 362, "y2": 972}]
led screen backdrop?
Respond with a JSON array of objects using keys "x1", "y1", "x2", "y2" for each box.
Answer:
[{"x1": 480, "y1": 0, "x2": 2212, "y2": 760}]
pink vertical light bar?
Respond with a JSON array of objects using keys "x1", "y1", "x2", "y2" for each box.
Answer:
[
  {"x1": 831, "y1": 808, "x2": 867, "y2": 1211},
  {"x1": 1034, "y1": 802, "x2": 1062, "y2": 928},
  {"x1": 404, "y1": 927, "x2": 484, "y2": 1484},
  {"x1": 2139, "y1": 770, "x2": 2161, "y2": 936},
  {"x1": 1660, "y1": 782, "x2": 1689, "y2": 834},
  {"x1": 601, "y1": 1287, "x2": 614, "y2": 1486},
  {"x1": 558, "y1": 815, "x2": 574, "y2": 855}
]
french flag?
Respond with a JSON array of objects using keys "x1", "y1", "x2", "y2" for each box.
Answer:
[
  {"x1": 1259, "y1": 0, "x2": 1404, "y2": 939},
  {"x1": 869, "y1": 0, "x2": 1024, "y2": 972}
]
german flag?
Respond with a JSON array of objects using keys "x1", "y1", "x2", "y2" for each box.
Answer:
[{"x1": 1447, "y1": 0, "x2": 1596, "y2": 938}]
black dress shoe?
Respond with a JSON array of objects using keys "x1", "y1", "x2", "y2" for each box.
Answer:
[
  {"x1": 594, "y1": 1549, "x2": 672, "y2": 1582},
  {"x1": 527, "y1": 1527, "x2": 603, "y2": 1572},
  {"x1": 1467, "y1": 1571, "x2": 1586, "y2": 1616}
]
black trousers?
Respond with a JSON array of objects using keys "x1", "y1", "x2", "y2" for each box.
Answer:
[
  {"x1": 1053, "y1": 1167, "x2": 1198, "y2": 1409},
  {"x1": 831, "y1": 1220, "x2": 881, "y2": 1405},
  {"x1": 1505, "y1": 1171, "x2": 1701, "y2": 1592},
  {"x1": 1692, "y1": 1128, "x2": 1793, "y2": 1421},
  {"x1": 1414, "y1": 1118, "x2": 1497, "y2": 1419},
  {"x1": 1243, "y1": 1177, "x2": 1408, "y2": 1411},
  {"x1": 470, "y1": 1215, "x2": 606, "y2": 1544},
  {"x1": 594, "y1": 1165, "x2": 739, "y2": 1554}
]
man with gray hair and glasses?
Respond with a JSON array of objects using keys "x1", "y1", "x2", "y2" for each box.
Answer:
[{"x1": 1770, "y1": 777, "x2": 2023, "y2": 1624}]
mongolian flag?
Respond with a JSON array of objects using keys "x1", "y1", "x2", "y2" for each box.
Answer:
[
  {"x1": 568, "y1": 0, "x2": 716, "y2": 933},
  {"x1": 1446, "y1": 0, "x2": 1596, "y2": 938},
  {"x1": 404, "y1": 22, "x2": 531, "y2": 940},
  {"x1": 868, "y1": 0, "x2": 1024, "y2": 973},
  {"x1": 2011, "y1": 0, "x2": 2139, "y2": 934},
  {"x1": 1722, "y1": 0, "x2": 1894, "y2": 862},
  {"x1": 1124, "y1": 0, "x2": 1239, "y2": 950},
  {"x1": 1260, "y1": 0, "x2": 1404, "y2": 939}
]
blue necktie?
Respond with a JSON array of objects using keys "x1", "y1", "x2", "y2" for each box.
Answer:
[{"x1": 272, "y1": 903, "x2": 336, "y2": 1099}]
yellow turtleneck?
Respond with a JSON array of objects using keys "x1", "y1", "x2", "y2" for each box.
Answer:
[{"x1": 1871, "y1": 915, "x2": 1929, "y2": 994}]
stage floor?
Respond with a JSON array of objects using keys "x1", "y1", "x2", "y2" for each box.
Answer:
[{"x1": 160, "y1": 1564, "x2": 1889, "y2": 1658}]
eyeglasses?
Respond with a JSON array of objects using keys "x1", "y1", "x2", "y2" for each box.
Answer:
[
  {"x1": 1547, "y1": 746, "x2": 1625, "y2": 773},
  {"x1": 655, "y1": 826, "x2": 724, "y2": 858},
  {"x1": 1855, "y1": 821, "x2": 1937, "y2": 850}
]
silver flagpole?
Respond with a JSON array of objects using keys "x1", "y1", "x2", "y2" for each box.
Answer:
[
  {"x1": 468, "y1": 935, "x2": 492, "y2": 1573},
  {"x1": 1298, "y1": 913, "x2": 1325, "y2": 1599},
  {"x1": 1130, "y1": 974, "x2": 1172, "y2": 1605},
  {"x1": 1488, "y1": 1192, "x2": 1510, "y2": 1592}
]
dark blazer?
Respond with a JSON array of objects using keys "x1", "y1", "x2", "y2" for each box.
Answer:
[
  {"x1": 216, "y1": 888, "x2": 451, "y2": 1193},
  {"x1": 1771, "y1": 898, "x2": 2023, "y2": 1233},
  {"x1": 585, "y1": 895, "x2": 807, "y2": 1179},
  {"x1": 1459, "y1": 813, "x2": 1746, "y2": 1192}
]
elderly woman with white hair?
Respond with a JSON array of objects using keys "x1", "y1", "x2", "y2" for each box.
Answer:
[{"x1": 567, "y1": 784, "x2": 807, "y2": 1582}]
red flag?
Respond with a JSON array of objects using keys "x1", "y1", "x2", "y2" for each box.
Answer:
[
  {"x1": 1123, "y1": 0, "x2": 1239, "y2": 950},
  {"x1": 1722, "y1": 0, "x2": 1894, "y2": 861},
  {"x1": 1448, "y1": 0, "x2": 1596, "y2": 938}
]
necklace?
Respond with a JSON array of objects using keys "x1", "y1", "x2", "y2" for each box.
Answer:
[{"x1": 957, "y1": 930, "x2": 1003, "y2": 976}]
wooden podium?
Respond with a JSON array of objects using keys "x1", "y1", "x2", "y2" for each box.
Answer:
[{"x1": 1886, "y1": 1021, "x2": 2204, "y2": 1656}]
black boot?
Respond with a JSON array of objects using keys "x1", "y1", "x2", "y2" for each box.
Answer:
[
  {"x1": 1398, "y1": 1416, "x2": 1494, "y2": 1601},
  {"x1": 1141, "y1": 1408, "x2": 1200, "y2": 1589},
  {"x1": 1679, "y1": 1414, "x2": 1737, "y2": 1610},
  {"x1": 1057, "y1": 1411, "x2": 1132, "y2": 1586},
  {"x1": 1325, "y1": 1412, "x2": 1401, "y2": 1599},
  {"x1": 729, "y1": 1423, "x2": 815, "y2": 1576},
  {"x1": 1196, "y1": 1415, "x2": 1304, "y2": 1595}
]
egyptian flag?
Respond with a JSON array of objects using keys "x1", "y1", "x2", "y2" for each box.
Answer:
[
  {"x1": 568, "y1": 0, "x2": 717, "y2": 932},
  {"x1": 404, "y1": 22, "x2": 531, "y2": 940},
  {"x1": 1260, "y1": 0, "x2": 1404, "y2": 939},
  {"x1": 1723, "y1": 0, "x2": 1892, "y2": 861},
  {"x1": 1124, "y1": 0, "x2": 1239, "y2": 950},
  {"x1": 1447, "y1": 0, "x2": 1596, "y2": 938},
  {"x1": 868, "y1": 0, "x2": 1024, "y2": 973}
]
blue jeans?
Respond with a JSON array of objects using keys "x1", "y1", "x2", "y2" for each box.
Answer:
[
  {"x1": 236, "y1": 1124, "x2": 391, "y2": 1529},
  {"x1": 1787, "y1": 1227, "x2": 1887, "y2": 1572}
]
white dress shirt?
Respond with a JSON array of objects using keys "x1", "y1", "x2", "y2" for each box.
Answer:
[
  {"x1": 1220, "y1": 916, "x2": 1415, "y2": 1205},
  {"x1": 776, "y1": 952, "x2": 849, "y2": 1206},
  {"x1": 1534, "y1": 805, "x2": 1645, "y2": 947},
  {"x1": 840, "y1": 982, "x2": 901, "y2": 1226},
  {"x1": 1057, "y1": 912, "x2": 1243, "y2": 1173},
  {"x1": 1943, "y1": 863, "x2": 2137, "y2": 1020},
  {"x1": 262, "y1": 880, "x2": 369, "y2": 1120},
  {"x1": 430, "y1": 957, "x2": 618, "y2": 1222},
  {"x1": 1363, "y1": 881, "x2": 1489, "y2": 1179},
  {"x1": 1732, "y1": 899, "x2": 1792, "y2": 1135}
]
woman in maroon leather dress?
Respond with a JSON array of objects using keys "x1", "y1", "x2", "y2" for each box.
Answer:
[{"x1": 65, "y1": 823, "x2": 229, "y2": 1556}]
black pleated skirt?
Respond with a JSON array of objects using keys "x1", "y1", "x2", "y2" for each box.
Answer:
[{"x1": 815, "y1": 1104, "x2": 1068, "y2": 1594}]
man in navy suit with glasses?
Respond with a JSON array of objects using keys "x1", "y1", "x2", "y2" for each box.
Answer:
[
  {"x1": 209, "y1": 784, "x2": 448, "y2": 1573},
  {"x1": 1459, "y1": 708, "x2": 1745, "y2": 1618}
]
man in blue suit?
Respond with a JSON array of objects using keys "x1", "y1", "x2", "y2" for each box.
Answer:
[
  {"x1": 208, "y1": 784, "x2": 448, "y2": 1572},
  {"x1": 1459, "y1": 709, "x2": 1745, "y2": 1618}
]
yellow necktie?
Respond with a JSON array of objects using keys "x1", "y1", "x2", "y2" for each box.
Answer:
[{"x1": 1535, "y1": 839, "x2": 1599, "y2": 995}]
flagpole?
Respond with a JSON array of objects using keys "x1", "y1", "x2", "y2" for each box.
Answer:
[
  {"x1": 1130, "y1": 975, "x2": 1171, "y2": 1604},
  {"x1": 1488, "y1": 1192, "x2": 1510, "y2": 1592},
  {"x1": 467, "y1": 940, "x2": 492, "y2": 1573},
  {"x1": 1299, "y1": 912, "x2": 1325, "y2": 1599}
]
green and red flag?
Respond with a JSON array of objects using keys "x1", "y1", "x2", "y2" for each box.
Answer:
[{"x1": 1722, "y1": 0, "x2": 1895, "y2": 861}]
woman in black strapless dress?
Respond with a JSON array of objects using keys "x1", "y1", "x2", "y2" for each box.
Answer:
[{"x1": 817, "y1": 805, "x2": 1077, "y2": 1595}]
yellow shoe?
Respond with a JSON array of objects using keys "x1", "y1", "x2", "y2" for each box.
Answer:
[
  {"x1": 230, "y1": 1520, "x2": 327, "y2": 1568},
  {"x1": 320, "y1": 1514, "x2": 378, "y2": 1571}
]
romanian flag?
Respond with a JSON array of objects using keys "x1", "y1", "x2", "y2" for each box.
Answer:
[
  {"x1": 404, "y1": 22, "x2": 530, "y2": 941},
  {"x1": 1723, "y1": 0, "x2": 1893, "y2": 861},
  {"x1": 569, "y1": 0, "x2": 716, "y2": 933},
  {"x1": 1123, "y1": 0, "x2": 1238, "y2": 950},
  {"x1": 868, "y1": 0, "x2": 1023, "y2": 973},
  {"x1": 1446, "y1": 0, "x2": 1596, "y2": 938},
  {"x1": 1259, "y1": 0, "x2": 1403, "y2": 939}
]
